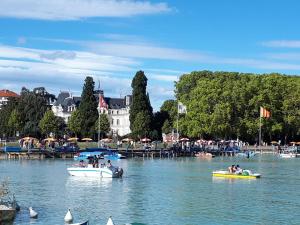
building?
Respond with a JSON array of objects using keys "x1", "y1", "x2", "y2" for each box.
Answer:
[
  {"x1": 52, "y1": 91, "x2": 81, "y2": 123},
  {"x1": 99, "y1": 94, "x2": 132, "y2": 137},
  {"x1": 52, "y1": 90, "x2": 132, "y2": 136},
  {"x1": 0, "y1": 90, "x2": 19, "y2": 109}
]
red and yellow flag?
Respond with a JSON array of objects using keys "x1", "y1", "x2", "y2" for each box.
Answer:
[{"x1": 260, "y1": 107, "x2": 270, "y2": 118}]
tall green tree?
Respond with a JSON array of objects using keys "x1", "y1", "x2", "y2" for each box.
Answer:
[
  {"x1": 94, "y1": 113, "x2": 110, "y2": 138},
  {"x1": 132, "y1": 111, "x2": 152, "y2": 138},
  {"x1": 17, "y1": 87, "x2": 49, "y2": 137},
  {"x1": 78, "y1": 76, "x2": 98, "y2": 137},
  {"x1": 68, "y1": 110, "x2": 82, "y2": 137},
  {"x1": 129, "y1": 71, "x2": 153, "y2": 138}
]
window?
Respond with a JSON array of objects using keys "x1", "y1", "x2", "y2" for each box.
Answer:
[
  {"x1": 117, "y1": 110, "x2": 119, "y2": 114},
  {"x1": 117, "y1": 119, "x2": 119, "y2": 125},
  {"x1": 112, "y1": 119, "x2": 114, "y2": 125}
]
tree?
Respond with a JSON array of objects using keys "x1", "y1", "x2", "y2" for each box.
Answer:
[
  {"x1": 39, "y1": 110, "x2": 61, "y2": 137},
  {"x1": 17, "y1": 87, "x2": 49, "y2": 137},
  {"x1": 129, "y1": 71, "x2": 153, "y2": 138},
  {"x1": 173, "y1": 70, "x2": 300, "y2": 143},
  {"x1": 55, "y1": 117, "x2": 67, "y2": 138},
  {"x1": 78, "y1": 77, "x2": 98, "y2": 137},
  {"x1": 0, "y1": 97, "x2": 19, "y2": 138},
  {"x1": 160, "y1": 99, "x2": 177, "y2": 132},
  {"x1": 8, "y1": 109, "x2": 22, "y2": 137},
  {"x1": 68, "y1": 110, "x2": 82, "y2": 137},
  {"x1": 94, "y1": 113, "x2": 110, "y2": 138},
  {"x1": 131, "y1": 111, "x2": 152, "y2": 138}
]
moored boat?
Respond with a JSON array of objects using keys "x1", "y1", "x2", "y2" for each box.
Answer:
[
  {"x1": 212, "y1": 170, "x2": 261, "y2": 179},
  {"x1": 0, "y1": 205, "x2": 16, "y2": 222},
  {"x1": 279, "y1": 152, "x2": 296, "y2": 158},
  {"x1": 104, "y1": 152, "x2": 126, "y2": 160},
  {"x1": 0, "y1": 180, "x2": 18, "y2": 223},
  {"x1": 67, "y1": 164, "x2": 123, "y2": 178}
]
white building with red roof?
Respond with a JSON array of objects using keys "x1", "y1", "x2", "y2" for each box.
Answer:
[{"x1": 0, "y1": 89, "x2": 19, "y2": 109}]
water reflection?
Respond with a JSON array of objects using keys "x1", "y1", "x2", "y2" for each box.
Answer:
[
  {"x1": 212, "y1": 176, "x2": 258, "y2": 184},
  {"x1": 66, "y1": 176, "x2": 113, "y2": 189}
]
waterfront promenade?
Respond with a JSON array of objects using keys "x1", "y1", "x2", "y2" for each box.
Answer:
[{"x1": 0, "y1": 144, "x2": 281, "y2": 160}]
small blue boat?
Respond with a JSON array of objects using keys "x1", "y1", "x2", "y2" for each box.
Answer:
[
  {"x1": 104, "y1": 151, "x2": 126, "y2": 160},
  {"x1": 74, "y1": 151, "x2": 104, "y2": 161}
]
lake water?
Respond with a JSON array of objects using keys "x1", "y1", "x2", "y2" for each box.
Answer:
[{"x1": 1, "y1": 155, "x2": 300, "y2": 225}]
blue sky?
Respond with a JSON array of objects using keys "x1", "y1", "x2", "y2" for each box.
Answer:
[{"x1": 1, "y1": 0, "x2": 300, "y2": 110}]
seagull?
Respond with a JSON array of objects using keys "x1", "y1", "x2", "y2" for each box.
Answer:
[
  {"x1": 29, "y1": 207, "x2": 38, "y2": 218},
  {"x1": 106, "y1": 216, "x2": 115, "y2": 225},
  {"x1": 64, "y1": 208, "x2": 73, "y2": 223}
]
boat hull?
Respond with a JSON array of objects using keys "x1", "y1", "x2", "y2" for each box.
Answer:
[
  {"x1": 212, "y1": 170, "x2": 261, "y2": 179},
  {"x1": 67, "y1": 167, "x2": 123, "y2": 178},
  {"x1": 0, "y1": 207, "x2": 16, "y2": 222}
]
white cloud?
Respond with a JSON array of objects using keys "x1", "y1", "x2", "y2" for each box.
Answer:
[
  {"x1": 0, "y1": 0, "x2": 171, "y2": 20},
  {"x1": 265, "y1": 53, "x2": 300, "y2": 61},
  {"x1": 87, "y1": 42, "x2": 210, "y2": 61},
  {"x1": 262, "y1": 40, "x2": 300, "y2": 48},
  {"x1": 0, "y1": 44, "x2": 138, "y2": 100},
  {"x1": 150, "y1": 74, "x2": 178, "y2": 82},
  {"x1": 219, "y1": 57, "x2": 300, "y2": 71},
  {"x1": 40, "y1": 51, "x2": 77, "y2": 60}
]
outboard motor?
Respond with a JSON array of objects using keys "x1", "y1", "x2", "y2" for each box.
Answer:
[{"x1": 118, "y1": 168, "x2": 123, "y2": 177}]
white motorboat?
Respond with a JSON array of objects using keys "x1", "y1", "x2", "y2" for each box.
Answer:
[{"x1": 67, "y1": 164, "x2": 123, "y2": 178}]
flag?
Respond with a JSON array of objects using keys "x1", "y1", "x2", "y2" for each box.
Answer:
[
  {"x1": 178, "y1": 102, "x2": 187, "y2": 114},
  {"x1": 99, "y1": 95, "x2": 108, "y2": 109},
  {"x1": 260, "y1": 107, "x2": 270, "y2": 118}
]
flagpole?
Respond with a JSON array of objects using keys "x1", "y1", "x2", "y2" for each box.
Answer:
[
  {"x1": 259, "y1": 115, "x2": 262, "y2": 151},
  {"x1": 98, "y1": 80, "x2": 101, "y2": 148},
  {"x1": 177, "y1": 101, "x2": 179, "y2": 142}
]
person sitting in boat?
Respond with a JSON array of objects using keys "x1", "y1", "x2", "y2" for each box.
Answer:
[
  {"x1": 235, "y1": 165, "x2": 243, "y2": 174},
  {"x1": 79, "y1": 160, "x2": 85, "y2": 167},
  {"x1": 93, "y1": 155, "x2": 99, "y2": 168},
  {"x1": 228, "y1": 165, "x2": 236, "y2": 173},
  {"x1": 107, "y1": 160, "x2": 112, "y2": 168}
]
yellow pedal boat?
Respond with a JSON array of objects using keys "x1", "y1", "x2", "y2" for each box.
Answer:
[{"x1": 212, "y1": 170, "x2": 261, "y2": 179}]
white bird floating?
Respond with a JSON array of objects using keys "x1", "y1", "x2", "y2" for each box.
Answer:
[
  {"x1": 64, "y1": 209, "x2": 73, "y2": 223},
  {"x1": 106, "y1": 216, "x2": 115, "y2": 225},
  {"x1": 29, "y1": 207, "x2": 38, "y2": 219}
]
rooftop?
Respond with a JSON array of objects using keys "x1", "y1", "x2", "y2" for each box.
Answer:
[{"x1": 0, "y1": 90, "x2": 19, "y2": 98}]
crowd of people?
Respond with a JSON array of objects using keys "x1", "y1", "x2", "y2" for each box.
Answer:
[{"x1": 79, "y1": 156, "x2": 112, "y2": 169}]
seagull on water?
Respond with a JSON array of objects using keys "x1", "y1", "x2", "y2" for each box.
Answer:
[
  {"x1": 29, "y1": 207, "x2": 38, "y2": 218},
  {"x1": 106, "y1": 216, "x2": 115, "y2": 225},
  {"x1": 64, "y1": 208, "x2": 73, "y2": 223}
]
